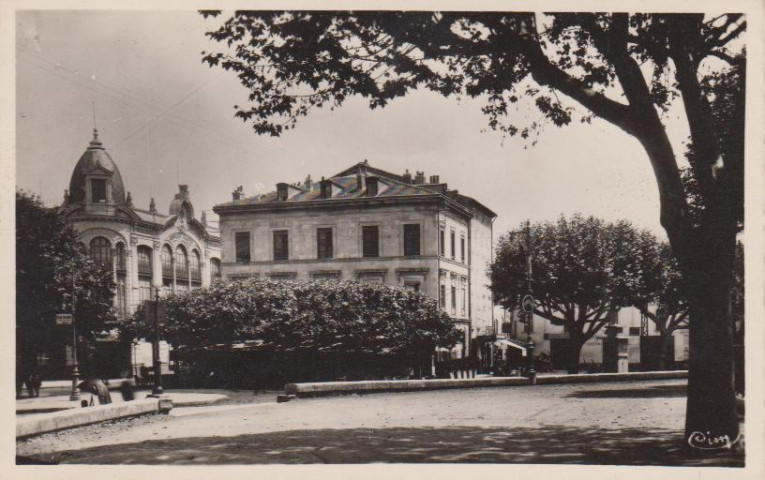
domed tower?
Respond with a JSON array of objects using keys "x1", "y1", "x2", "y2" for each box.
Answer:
[{"x1": 66, "y1": 129, "x2": 126, "y2": 213}]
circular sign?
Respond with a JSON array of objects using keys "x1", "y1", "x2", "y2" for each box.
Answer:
[{"x1": 522, "y1": 294, "x2": 535, "y2": 313}]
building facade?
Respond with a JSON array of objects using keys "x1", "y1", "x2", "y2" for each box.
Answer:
[
  {"x1": 58, "y1": 129, "x2": 221, "y2": 378},
  {"x1": 213, "y1": 162, "x2": 497, "y2": 355},
  {"x1": 498, "y1": 306, "x2": 689, "y2": 370}
]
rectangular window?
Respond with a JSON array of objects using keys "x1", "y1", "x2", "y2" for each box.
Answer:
[
  {"x1": 439, "y1": 226, "x2": 445, "y2": 256},
  {"x1": 629, "y1": 327, "x2": 641, "y2": 336},
  {"x1": 91, "y1": 179, "x2": 107, "y2": 203},
  {"x1": 362, "y1": 226, "x2": 379, "y2": 258},
  {"x1": 461, "y1": 287, "x2": 466, "y2": 315},
  {"x1": 404, "y1": 281, "x2": 421, "y2": 293},
  {"x1": 235, "y1": 232, "x2": 251, "y2": 263},
  {"x1": 273, "y1": 230, "x2": 289, "y2": 261},
  {"x1": 403, "y1": 224, "x2": 420, "y2": 256},
  {"x1": 317, "y1": 228, "x2": 333, "y2": 259},
  {"x1": 460, "y1": 236, "x2": 466, "y2": 263},
  {"x1": 450, "y1": 230, "x2": 456, "y2": 259},
  {"x1": 439, "y1": 284, "x2": 446, "y2": 309},
  {"x1": 451, "y1": 285, "x2": 457, "y2": 312}
]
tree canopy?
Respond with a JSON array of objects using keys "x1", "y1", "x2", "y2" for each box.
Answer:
[
  {"x1": 489, "y1": 215, "x2": 656, "y2": 372},
  {"x1": 128, "y1": 279, "x2": 461, "y2": 357},
  {"x1": 16, "y1": 191, "x2": 117, "y2": 372}
]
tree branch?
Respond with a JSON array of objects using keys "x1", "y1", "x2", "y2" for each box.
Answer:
[{"x1": 514, "y1": 15, "x2": 637, "y2": 135}]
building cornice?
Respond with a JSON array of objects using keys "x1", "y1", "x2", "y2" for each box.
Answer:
[{"x1": 214, "y1": 193, "x2": 473, "y2": 219}]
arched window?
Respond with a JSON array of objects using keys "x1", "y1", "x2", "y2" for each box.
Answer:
[
  {"x1": 90, "y1": 237, "x2": 112, "y2": 267},
  {"x1": 115, "y1": 243, "x2": 126, "y2": 271},
  {"x1": 161, "y1": 245, "x2": 174, "y2": 279},
  {"x1": 175, "y1": 245, "x2": 189, "y2": 280},
  {"x1": 210, "y1": 258, "x2": 222, "y2": 280},
  {"x1": 191, "y1": 250, "x2": 202, "y2": 282}
]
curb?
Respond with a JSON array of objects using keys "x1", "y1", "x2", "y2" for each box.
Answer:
[
  {"x1": 284, "y1": 370, "x2": 688, "y2": 398},
  {"x1": 16, "y1": 398, "x2": 172, "y2": 439}
]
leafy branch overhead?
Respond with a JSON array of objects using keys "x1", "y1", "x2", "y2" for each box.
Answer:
[{"x1": 200, "y1": 12, "x2": 744, "y2": 250}]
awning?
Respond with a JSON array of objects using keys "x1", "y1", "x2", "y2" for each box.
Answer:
[{"x1": 494, "y1": 339, "x2": 528, "y2": 357}]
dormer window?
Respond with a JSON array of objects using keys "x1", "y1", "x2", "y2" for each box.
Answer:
[
  {"x1": 91, "y1": 179, "x2": 107, "y2": 203},
  {"x1": 320, "y1": 179, "x2": 333, "y2": 199}
]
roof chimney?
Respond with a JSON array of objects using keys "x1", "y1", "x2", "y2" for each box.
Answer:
[
  {"x1": 232, "y1": 185, "x2": 244, "y2": 201},
  {"x1": 356, "y1": 164, "x2": 367, "y2": 193},
  {"x1": 414, "y1": 171, "x2": 425, "y2": 185},
  {"x1": 429, "y1": 175, "x2": 440, "y2": 184},
  {"x1": 303, "y1": 174, "x2": 314, "y2": 190},
  {"x1": 403, "y1": 169, "x2": 413, "y2": 183}
]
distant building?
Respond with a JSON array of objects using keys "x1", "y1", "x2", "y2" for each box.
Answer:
[
  {"x1": 498, "y1": 307, "x2": 689, "y2": 371},
  {"x1": 57, "y1": 129, "x2": 221, "y2": 378},
  {"x1": 213, "y1": 161, "x2": 497, "y2": 355}
]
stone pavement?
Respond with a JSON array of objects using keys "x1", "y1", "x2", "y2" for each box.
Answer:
[{"x1": 15, "y1": 378, "x2": 746, "y2": 466}]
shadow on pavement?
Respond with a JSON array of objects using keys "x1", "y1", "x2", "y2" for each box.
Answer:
[
  {"x1": 565, "y1": 384, "x2": 687, "y2": 399},
  {"x1": 25, "y1": 424, "x2": 743, "y2": 467}
]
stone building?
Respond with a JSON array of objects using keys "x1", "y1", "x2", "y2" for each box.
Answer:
[
  {"x1": 213, "y1": 161, "x2": 496, "y2": 355},
  {"x1": 58, "y1": 129, "x2": 221, "y2": 378}
]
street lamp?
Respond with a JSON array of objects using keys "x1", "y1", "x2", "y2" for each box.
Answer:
[
  {"x1": 150, "y1": 286, "x2": 164, "y2": 396},
  {"x1": 70, "y1": 272, "x2": 81, "y2": 401}
]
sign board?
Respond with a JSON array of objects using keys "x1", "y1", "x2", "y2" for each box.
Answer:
[
  {"x1": 522, "y1": 294, "x2": 535, "y2": 313},
  {"x1": 55, "y1": 313, "x2": 72, "y2": 325}
]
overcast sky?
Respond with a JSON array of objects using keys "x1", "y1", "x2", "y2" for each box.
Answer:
[{"x1": 16, "y1": 10, "x2": 685, "y2": 239}]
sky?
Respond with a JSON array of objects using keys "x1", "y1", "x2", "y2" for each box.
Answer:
[{"x1": 15, "y1": 10, "x2": 681, "y2": 239}]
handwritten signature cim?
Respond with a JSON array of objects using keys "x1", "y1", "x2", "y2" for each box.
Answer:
[{"x1": 687, "y1": 431, "x2": 741, "y2": 450}]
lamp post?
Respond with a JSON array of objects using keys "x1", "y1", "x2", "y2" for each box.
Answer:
[
  {"x1": 524, "y1": 220, "x2": 536, "y2": 384},
  {"x1": 150, "y1": 286, "x2": 164, "y2": 396},
  {"x1": 70, "y1": 272, "x2": 81, "y2": 401}
]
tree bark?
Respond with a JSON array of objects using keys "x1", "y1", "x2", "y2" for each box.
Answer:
[
  {"x1": 567, "y1": 335, "x2": 584, "y2": 374},
  {"x1": 658, "y1": 331, "x2": 674, "y2": 371},
  {"x1": 683, "y1": 230, "x2": 740, "y2": 450}
]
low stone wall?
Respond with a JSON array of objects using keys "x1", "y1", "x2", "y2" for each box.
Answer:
[
  {"x1": 536, "y1": 370, "x2": 688, "y2": 385},
  {"x1": 286, "y1": 377, "x2": 528, "y2": 397},
  {"x1": 284, "y1": 370, "x2": 688, "y2": 398},
  {"x1": 16, "y1": 398, "x2": 171, "y2": 438}
]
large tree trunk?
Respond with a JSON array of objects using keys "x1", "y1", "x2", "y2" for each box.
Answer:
[
  {"x1": 567, "y1": 335, "x2": 584, "y2": 374},
  {"x1": 658, "y1": 331, "x2": 674, "y2": 371},
  {"x1": 682, "y1": 233, "x2": 740, "y2": 451}
]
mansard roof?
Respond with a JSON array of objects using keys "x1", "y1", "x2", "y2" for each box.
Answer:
[{"x1": 214, "y1": 161, "x2": 496, "y2": 219}]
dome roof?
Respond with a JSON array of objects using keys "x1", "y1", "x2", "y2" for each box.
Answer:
[{"x1": 68, "y1": 129, "x2": 126, "y2": 205}]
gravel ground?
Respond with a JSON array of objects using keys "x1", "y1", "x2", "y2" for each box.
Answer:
[{"x1": 15, "y1": 379, "x2": 744, "y2": 466}]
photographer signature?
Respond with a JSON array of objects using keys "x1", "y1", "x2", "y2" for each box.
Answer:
[{"x1": 687, "y1": 431, "x2": 740, "y2": 450}]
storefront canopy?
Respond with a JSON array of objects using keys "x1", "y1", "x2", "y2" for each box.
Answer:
[{"x1": 494, "y1": 339, "x2": 528, "y2": 357}]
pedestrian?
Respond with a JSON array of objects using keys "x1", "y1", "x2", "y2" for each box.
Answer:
[
  {"x1": 90, "y1": 378, "x2": 112, "y2": 405},
  {"x1": 27, "y1": 372, "x2": 42, "y2": 398}
]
